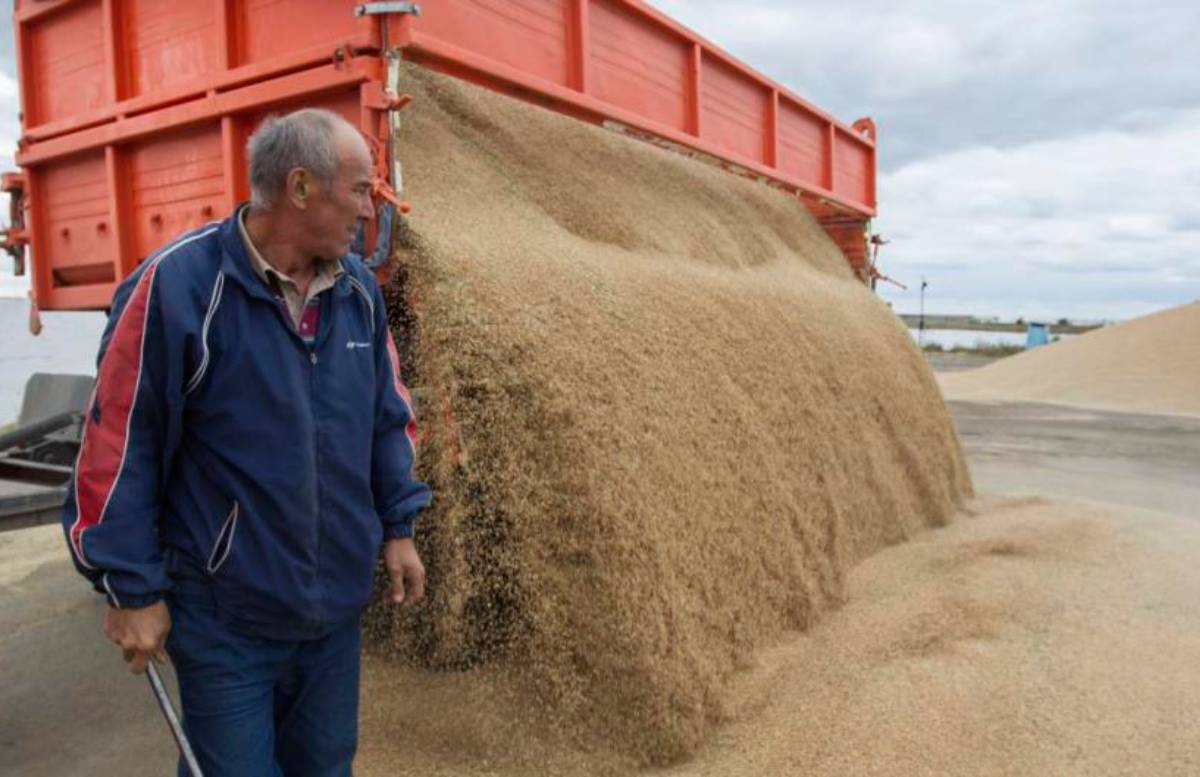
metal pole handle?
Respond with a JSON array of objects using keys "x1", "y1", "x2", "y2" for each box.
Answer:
[{"x1": 146, "y1": 662, "x2": 205, "y2": 777}]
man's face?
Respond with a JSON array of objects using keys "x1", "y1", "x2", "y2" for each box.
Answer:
[{"x1": 302, "y1": 126, "x2": 375, "y2": 261}]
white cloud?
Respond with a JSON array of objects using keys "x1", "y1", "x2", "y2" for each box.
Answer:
[
  {"x1": 652, "y1": 0, "x2": 1200, "y2": 170},
  {"x1": 0, "y1": 0, "x2": 1195, "y2": 323},
  {"x1": 654, "y1": 1, "x2": 983, "y2": 101},
  {"x1": 875, "y1": 109, "x2": 1200, "y2": 319}
]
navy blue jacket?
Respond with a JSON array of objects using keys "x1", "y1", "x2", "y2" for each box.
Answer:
[{"x1": 61, "y1": 208, "x2": 432, "y2": 640}]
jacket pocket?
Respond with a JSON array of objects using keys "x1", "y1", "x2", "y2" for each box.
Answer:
[{"x1": 206, "y1": 501, "x2": 240, "y2": 575}]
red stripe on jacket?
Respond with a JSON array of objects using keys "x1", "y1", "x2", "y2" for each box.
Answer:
[
  {"x1": 69, "y1": 259, "x2": 161, "y2": 565},
  {"x1": 385, "y1": 334, "x2": 419, "y2": 453}
]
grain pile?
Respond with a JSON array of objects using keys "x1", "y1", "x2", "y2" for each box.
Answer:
[
  {"x1": 357, "y1": 496, "x2": 1200, "y2": 777},
  {"x1": 640, "y1": 495, "x2": 1200, "y2": 777},
  {"x1": 941, "y1": 302, "x2": 1200, "y2": 416},
  {"x1": 363, "y1": 63, "x2": 971, "y2": 766}
]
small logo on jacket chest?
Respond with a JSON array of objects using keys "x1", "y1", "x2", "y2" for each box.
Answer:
[{"x1": 346, "y1": 341, "x2": 371, "y2": 349}]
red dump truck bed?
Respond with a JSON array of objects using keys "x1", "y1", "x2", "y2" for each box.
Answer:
[{"x1": 6, "y1": 0, "x2": 878, "y2": 311}]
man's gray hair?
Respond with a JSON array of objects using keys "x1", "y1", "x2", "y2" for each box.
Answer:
[{"x1": 247, "y1": 108, "x2": 352, "y2": 208}]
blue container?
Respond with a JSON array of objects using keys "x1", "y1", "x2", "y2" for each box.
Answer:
[{"x1": 1025, "y1": 322, "x2": 1050, "y2": 349}]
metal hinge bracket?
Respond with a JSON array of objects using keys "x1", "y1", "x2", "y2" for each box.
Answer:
[{"x1": 354, "y1": 2, "x2": 421, "y2": 16}]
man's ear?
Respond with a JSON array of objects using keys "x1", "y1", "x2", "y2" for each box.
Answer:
[{"x1": 286, "y1": 168, "x2": 310, "y2": 209}]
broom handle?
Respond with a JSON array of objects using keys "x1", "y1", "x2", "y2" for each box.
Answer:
[{"x1": 146, "y1": 662, "x2": 205, "y2": 777}]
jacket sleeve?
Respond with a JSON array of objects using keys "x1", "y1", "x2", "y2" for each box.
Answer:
[
  {"x1": 61, "y1": 257, "x2": 184, "y2": 608},
  {"x1": 369, "y1": 276, "x2": 432, "y2": 540}
]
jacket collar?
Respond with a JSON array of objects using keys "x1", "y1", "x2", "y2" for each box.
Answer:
[{"x1": 219, "y1": 203, "x2": 351, "y2": 302}]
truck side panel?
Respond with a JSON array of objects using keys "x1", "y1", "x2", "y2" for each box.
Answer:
[{"x1": 12, "y1": 0, "x2": 877, "y2": 310}]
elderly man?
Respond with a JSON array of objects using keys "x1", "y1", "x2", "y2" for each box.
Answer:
[{"x1": 61, "y1": 108, "x2": 431, "y2": 776}]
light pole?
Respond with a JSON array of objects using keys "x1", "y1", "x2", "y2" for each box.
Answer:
[{"x1": 918, "y1": 276, "x2": 928, "y2": 347}]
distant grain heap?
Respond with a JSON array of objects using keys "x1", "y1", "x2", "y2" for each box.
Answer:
[
  {"x1": 941, "y1": 302, "x2": 1200, "y2": 416},
  {"x1": 366, "y1": 64, "x2": 971, "y2": 765}
]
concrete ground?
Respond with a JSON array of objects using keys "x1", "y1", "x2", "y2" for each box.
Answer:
[
  {"x1": 3, "y1": 398, "x2": 1198, "y2": 776},
  {"x1": 952, "y1": 400, "x2": 1200, "y2": 519},
  {"x1": 923, "y1": 351, "x2": 1005, "y2": 373},
  {"x1": 0, "y1": 530, "x2": 180, "y2": 777}
]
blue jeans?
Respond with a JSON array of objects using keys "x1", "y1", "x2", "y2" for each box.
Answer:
[{"x1": 165, "y1": 590, "x2": 361, "y2": 777}]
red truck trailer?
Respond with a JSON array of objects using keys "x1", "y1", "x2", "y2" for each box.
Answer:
[{"x1": 0, "y1": 0, "x2": 879, "y2": 524}]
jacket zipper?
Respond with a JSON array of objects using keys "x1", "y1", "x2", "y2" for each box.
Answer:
[
  {"x1": 257, "y1": 281, "x2": 330, "y2": 627},
  {"x1": 308, "y1": 322, "x2": 324, "y2": 627}
]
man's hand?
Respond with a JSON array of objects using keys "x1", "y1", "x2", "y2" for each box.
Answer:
[
  {"x1": 103, "y1": 601, "x2": 171, "y2": 674},
  {"x1": 383, "y1": 537, "x2": 426, "y2": 607}
]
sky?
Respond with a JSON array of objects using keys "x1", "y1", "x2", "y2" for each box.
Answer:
[
  {"x1": 1, "y1": 1, "x2": 1198, "y2": 320},
  {"x1": 652, "y1": 0, "x2": 1200, "y2": 321}
]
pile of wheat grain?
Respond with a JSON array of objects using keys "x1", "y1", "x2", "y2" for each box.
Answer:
[
  {"x1": 940, "y1": 302, "x2": 1200, "y2": 416},
  {"x1": 363, "y1": 63, "x2": 971, "y2": 767}
]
